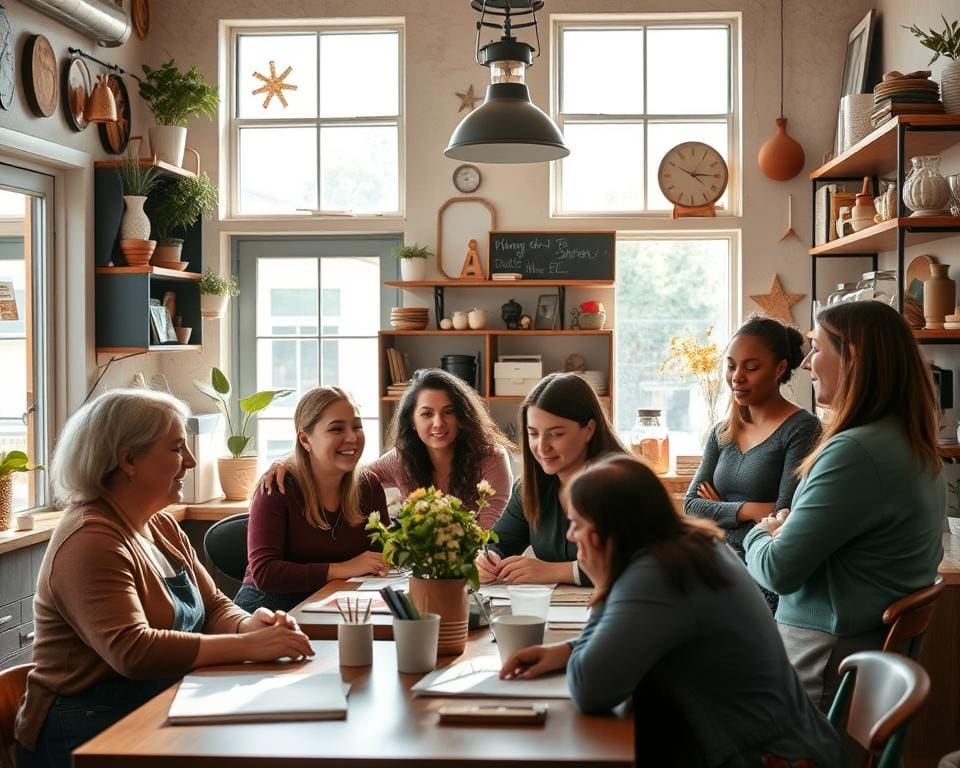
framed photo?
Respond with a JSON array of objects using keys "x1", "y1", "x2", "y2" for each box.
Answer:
[
  {"x1": 149, "y1": 301, "x2": 177, "y2": 344},
  {"x1": 533, "y1": 294, "x2": 559, "y2": 330},
  {"x1": 834, "y1": 10, "x2": 874, "y2": 155}
]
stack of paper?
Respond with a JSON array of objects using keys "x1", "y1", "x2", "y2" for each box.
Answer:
[
  {"x1": 301, "y1": 591, "x2": 391, "y2": 614},
  {"x1": 547, "y1": 605, "x2": 590, "y2": 631},
  {"x1": 412, "y1": 655, "x2": 570, "y2": 698}
]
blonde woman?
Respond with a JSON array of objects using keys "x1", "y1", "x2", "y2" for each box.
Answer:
[{"x1": 235, "y1": 387, "x2": 388, "y2": 612}]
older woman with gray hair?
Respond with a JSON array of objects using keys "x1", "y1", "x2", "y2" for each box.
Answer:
[{"x1": 15, "y1": 389, "x2": 313, "y2": 768}]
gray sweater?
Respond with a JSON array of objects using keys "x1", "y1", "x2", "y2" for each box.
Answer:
[
  {"x1": 567, "y1": 545, "x2": 843, "y2": 767},
  {"x1": 684, "y1": 410, "x2": 821, "y2": 552}
]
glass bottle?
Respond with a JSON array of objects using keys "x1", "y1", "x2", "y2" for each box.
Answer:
[
  {"x1": 860, "y1": 270, "x2": 899, "y2": 308},
  {"x1": 826, "y1": 282, "x2": 859, "y2": 305},
  {"x1": 630, "y1": 409, "x2": 670, "y2": 475}
]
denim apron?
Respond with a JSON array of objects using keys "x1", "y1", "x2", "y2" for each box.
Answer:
[{"x1": 18, "y1": 568, "x2": 205, "y2": 768}]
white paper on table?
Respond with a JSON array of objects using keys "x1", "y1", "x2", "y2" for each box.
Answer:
[
  {"x1": 479, "y1": 583, "x2": 558, "y2": 601},
  {"x1": 547, "y1": 605, "x2": 590, "y2": 623},
  {"x1": 300, "y1": 591, "x2": 391, "y2": 614},
  {"x1": 348, "y1": 577, "x2": 410, "y2": 591},
  {"x1": 411, "y1": 655, "x2": 570, "y2": 699}
]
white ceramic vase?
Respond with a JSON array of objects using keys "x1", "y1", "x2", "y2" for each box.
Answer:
[
  {"x1": 120, "y1": 195, "x2": 151, "y2": 240},
  {"x1": 400, "y1": 257, "x2": 427, "y2": 281},
  {"x1": 201, "y1": 293, "x2": 229, "y2": 318},
  {"x1": 148, "y1": 125, "x2": 188, "y2": 167},
  {"x1": 942, "y1": 60, "x2": 960, "y2": 115},
  {"x1": 903, "y1": 155, "x2": 951, "y2": 216}
]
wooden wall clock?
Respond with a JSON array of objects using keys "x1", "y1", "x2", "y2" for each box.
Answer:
[
  {"x1": 0, "y1": 8, "x2": 13, "y2": 111},
  {"x1": 657, "y1": 141, "x2": 729, "y2": 219},
  {"x1": 23, "y1": 34, "x2": 58, "y2": 117}
]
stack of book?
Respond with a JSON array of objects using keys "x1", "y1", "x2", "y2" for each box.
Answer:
[
  {"x1": 872, "y1": 70, "x2": 944, "y2": 127},
  {"x1": 384, "y1": 347, "x2": 409, "y2": 386},
  {"x1": 675, "y1": 455, "x2": 702, "y2": 476},
  {"x1": 491, "y1": 272, "x2": 523, "y2": 281}
]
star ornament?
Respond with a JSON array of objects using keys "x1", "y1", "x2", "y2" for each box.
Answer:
[
  {"x1": 455, "y1": 84, "x2": 482, "y2": 113},
  {"x1": 749, "y1": 275, "x2": 806, "y2": 326},
  {"x1": 251, "y1": 60, "x2": 297, "y2": 109}
]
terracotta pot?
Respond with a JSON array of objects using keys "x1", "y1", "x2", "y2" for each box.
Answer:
[
  {"x1": 408, "y1": 576, "x2": 468, "y2": 655},
  {"x1": 217, "y1": 456, "x2": 259, "y2": 501},
  {"x1": 923, "y1": 264, "x2": 956, "y2": 325},
  {"x1": 0, "y1": 475, "x2": 11, "y2": 532},
  {"x1": 758, "y1": 117, "x2": 805, "y2": 181}
]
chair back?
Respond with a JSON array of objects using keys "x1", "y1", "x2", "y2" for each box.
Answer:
[
  {"x1": 202, "y1": 513, "x2": 249, "y2": 583},
  {"x1": 881, "y1": 577, "x2": 944, "y2": 659},
  {"x1": 827, "y1": 651, "x2": 930, "y2": 768},
  {"x1": 0, "y1": 663, "x2": 33, "y2": 768}
]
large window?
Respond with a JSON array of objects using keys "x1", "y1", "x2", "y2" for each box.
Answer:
[
  {"x1": 615, "y1": 236, "x2": 735, "y2": 455},
  {"x1": 554, "y1": 16, "x2": 738, "y2": 215},
  {"x1": 230, "y1": 26, "x2": 402, "y2": 216}
]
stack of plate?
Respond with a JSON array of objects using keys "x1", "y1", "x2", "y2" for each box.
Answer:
[
  {"x1": 119, "y1": 239, "x2": 156, "y2": 267},
  {"x1": 943, "y1": 312, "x2": 960, "y2": 331},
  {"x1": 390, "y1": 307, "x2": 429, "y2": 330},
  {"x1": 580, "y1": 370, "x2": 608, "y2": 396},
  {"x1": 676, "y1": 455, "x2": 702, "y2": 476}
]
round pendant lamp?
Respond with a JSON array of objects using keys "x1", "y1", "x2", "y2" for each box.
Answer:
[
  {"x1": 758, "y1": 0, "x2": 805, "y2": 180},
  {"x1": 84, "y1": 73, "x2": 117, "y2": 124}
]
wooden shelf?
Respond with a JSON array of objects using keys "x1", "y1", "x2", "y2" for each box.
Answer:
[
  {"x1": 913, "y1": 329, "x2": 960, "y2": 341},
  {"x1": 95, "y1": 266, "x2": 201, "y2": 281},
  {"x1": 96, "y1": 345, "x2": 202, "y2": 355},
  {"x1": 940, "y1": 445, "x2": 960, "y2": 458},
  {"x1": 809, "y1": 217, "x2": 960, "y2": 255},
  {"x1": 94, "y1": 157, "x2": 197, "y2": 178},
  {"x1": 810, "y1": 115, "x2": 960, "y2": 180},
  {"x1": 380, "y1": 329, "x2": 612, "y2": 337},
  {"x1": 385, "y1": 279, "x2": 615, "y2": 288}
]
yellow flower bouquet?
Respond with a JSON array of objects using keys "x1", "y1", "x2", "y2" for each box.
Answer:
[{"x1": 660, "y1": 329, "x2": 724, "y2": 428}]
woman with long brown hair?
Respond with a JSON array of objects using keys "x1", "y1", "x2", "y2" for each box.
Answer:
[
  {"x1": 499, "y1": 455, "x2": 842, "y2": 766},
  {"x1": 478, "y1": 372, "x2": 628, "y2": 585},
  {"x1": 235, "y1": 387, "x2": 388, "y2": 612},
  {"x1": 745, "y1": 301, "x2": 945, "y2": 709}
]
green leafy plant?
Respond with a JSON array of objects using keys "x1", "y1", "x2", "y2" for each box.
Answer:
[
  {"x1": 903, "y1": 16, "x2": 960, "y2": 64},
  {"x1": 391, "y1": 243, "x2": 433, "y2": 260},
  {"x1": 194, "y1": 368, "x2": 293, "y2": 458},
  {"x1": 0, "y1": 451, "x2": 43, "y2": 478},
  {"x1": 138, "y1": 59, "x2": 220, "y2": 127},
  {"x1": 197, "y1": 268, "x2": 239, "y2": 297},
  {"x1": 115, "y1": 149, "x2": 159, "y2": 197},
  {"x1": 153, "y1": 172, "x2": 218, "y2": 245},
  {"x1": 367, "y1": 482, "x2": 497, "y2": 590}
]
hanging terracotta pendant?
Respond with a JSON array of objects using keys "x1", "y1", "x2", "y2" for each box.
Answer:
[{"x1": 758, "y1": 117, "x2": 805, "y2": 181}]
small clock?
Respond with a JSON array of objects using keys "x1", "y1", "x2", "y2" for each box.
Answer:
[
  {"x1": 657, "y1": 141, "x2": 729, "y2": 217},
  {"x1": 453, "y1": 164, "x2": 481, "y2": 193}
]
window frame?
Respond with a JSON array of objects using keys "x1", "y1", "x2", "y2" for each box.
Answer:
[
  {"x1": 550, "y1": 13, "x2": 741, "y2": 218},
  {"x1": 225, "y1": 21, "x2": 406, "y2": 220}
]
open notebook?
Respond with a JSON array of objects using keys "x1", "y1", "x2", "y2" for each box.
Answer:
[{"x1": 167, "y1": 668, "x2": 349, "y2": 725}]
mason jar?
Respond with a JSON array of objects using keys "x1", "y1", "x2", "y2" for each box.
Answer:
[{"x1": 630, "y1": 408, "x2": 670, "y2": 475}]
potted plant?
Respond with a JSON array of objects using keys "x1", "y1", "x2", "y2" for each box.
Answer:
[
  {"x1": 152, "y1": 171, "x2": 218, "y2": 264},
  {"x1": 115, "y1": 149, "x2": 159, "y2": 265},
  {"x1": 194, "y1": 368, "x2": 293, "y2": 500},
  {"x1": 0, "y1": 451, "x2": 43, "y2": 532},
  {"x1": 904, "y1": 16, "x2": 960, "y2": 113},
  {"x1": 392, "y1": 243, "x2": 432, "y2": 282},
  {"x1": 367, "y1": 482, "x2": 496, "y2": 654},
  {"x1": 138, "y1": 59, "x2": 219, "y2": 167},
  {"x1": 198, "y1": 268, "x2": 239, "y2": 319}
]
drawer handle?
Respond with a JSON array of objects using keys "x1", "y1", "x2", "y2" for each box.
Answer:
[
  {"x1": 22, "y1": 631, "x2": 34, "y2": 643},
  {"x1": 0, "y1": 615, "x2": 12, "y2": 627}
]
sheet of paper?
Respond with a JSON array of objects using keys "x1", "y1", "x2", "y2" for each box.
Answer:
[
  {"x1": 300, "y1": 591, "x2": 391, "y2": 614},
  {"x1": 479, "y1": 584, "x2": 558, "y2": 601},
  {"x1": 547, "y1": 605, "x2": 590, "y2": 623},
  {"x1": 412, "y1": 655, "x2": 570, "y2": 699},
  {"x1": 347, "y1": 577, "x2": 410, "y2": 592}
]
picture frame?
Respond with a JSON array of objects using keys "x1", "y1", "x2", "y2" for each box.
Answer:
[
  {"x1": 834, "y1": 10, "x2": 874, "y2": 156},
  {"x1": 149, "y1": 301, "x2": 177, "y2": 344},
  {"x1": 533, "y1": 294, "x2": 559, "y2": 330}
]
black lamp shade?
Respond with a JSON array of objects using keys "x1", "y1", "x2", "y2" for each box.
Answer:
[{"x1": 444, "y1": 83, "x2": 569, "y2": 164}]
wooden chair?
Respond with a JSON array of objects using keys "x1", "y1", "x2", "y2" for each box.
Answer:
[
  {"x1": 827, "y1": 651, "x2": 930, "y2": 768},
  {"x1": 881, "y1": 576, "x2": 944, "y2": 659},
  {"x1": 202, "y1": 512, "x2": 249, "y2": 583},
  {"x1": 0, "y1": 663, "x2": 33, "y2": 768}
]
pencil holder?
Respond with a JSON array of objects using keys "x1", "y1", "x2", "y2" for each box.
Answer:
[
  {"x1": 393, "y1": 613, "x2": 440, "y2": 674},
  {"x1": 337, "y1": 622, "x2": 374, "y2": 667}
]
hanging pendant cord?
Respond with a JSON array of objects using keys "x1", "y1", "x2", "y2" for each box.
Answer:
[{"x1": 779, "y1": 0, "x2": 784, "y2": 119}]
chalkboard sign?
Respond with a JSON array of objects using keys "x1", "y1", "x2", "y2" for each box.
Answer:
[{"x1": 489, "y1": 231, "x2": 615, "y2": 281}]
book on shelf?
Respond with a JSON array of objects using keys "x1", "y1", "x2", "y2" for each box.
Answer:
[
  {"x1": 385, "y1": 347, "x2": 408, "y2": 385},
  {"x1": 815, "y1": 185, "x2": 857, "y2": 245}
]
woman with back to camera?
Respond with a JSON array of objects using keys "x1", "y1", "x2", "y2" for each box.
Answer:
[
  {"x1": 15, "y1": 389, "x2": 312, "y2": 768},
  {"x1": 499, "y1": 455, "x2": 843, "y2": 767},
  {"x1": 261, "y1": 369, "x2": 514, "y2": 529},
  {"x1": 685, "y1": 317, "x2": 820, "y2": 610},
  {"x1": 745, "y1": 301, "x2": 945, "y2": 709},
  {"x1": 478, "y1": 372, "x2": 628, "y2": 585},
  {"x1": 235, "y1": 386, "x2": 388, "y2": 613}
]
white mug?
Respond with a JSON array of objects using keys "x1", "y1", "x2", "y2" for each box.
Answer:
[{"x1": 491, "y1": 615, "x2": 545, "y2": 666}]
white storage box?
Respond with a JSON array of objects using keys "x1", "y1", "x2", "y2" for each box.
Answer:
[
  {"x1": 494, "y1": 355, "x2": 543, "y2": 397},
  {"x1": 182, "y1": 413, "x2": 224, "y2": 504}
]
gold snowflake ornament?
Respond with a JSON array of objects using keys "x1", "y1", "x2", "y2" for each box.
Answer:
[{"x1": 251, "y1": 61, "x2": 297, "y2": 109}]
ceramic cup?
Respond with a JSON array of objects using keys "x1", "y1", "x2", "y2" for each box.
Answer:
[
  {"x1": 14, "y1": 513, "x2": 35, "y2": 532},
  {"x1": 507, "y1": 585, "x2": 552, "y2": 620},
  {"x1": 393, "y1": 613, "x2": 440, "y2": 674},
  {"x1": 337, "y1": 622, "x2": 374, "y2": 667},
  {"x1": 491, "y1": 615, "x2": 545, "y2": 666}
]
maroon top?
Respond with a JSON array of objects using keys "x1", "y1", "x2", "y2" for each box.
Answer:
[{"x1": 242, "y1": 471, "x2": 387, "y2": 594}]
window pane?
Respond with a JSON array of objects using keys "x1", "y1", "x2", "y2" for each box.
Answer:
[
  {"x1": 239, "y1": 127, "x2": 317, "y2": 214},
  {"x1": 319, "y1": 32, "x2": 399, "y2": 117},
  {"x1": 646, "y1": 122, "x2": 728, "y2": 210},
  {"x1": 647, "y1": 27, "x2": 729, "y2": 114},
  {"x1": 615, "y1": 239, "x2": 730, "y2": 456},
  {"x1": 319, "y1": 126, "x2": 398, "y2": 213},
  {"x1": 256, "y1": 338, "x2": 317, "y2": 419},
  {"x1": 561, "y1": 29, "x2": 643, "y2": 114},
  {"x1": 237, "y1": 34, "x2": 318, "y2": 118},
  {"x1": 320, "y1": 256, "x2": 380, "y2": 336},
  {"x1": 560, "y1": 123, "x2": 644, "y2": 212},
  {"x1": 320, "y1": 338, "x2": 378, "y2": 418},
  {"x1": 256, "y1": 258, "x2": 318, "y2": 335}
]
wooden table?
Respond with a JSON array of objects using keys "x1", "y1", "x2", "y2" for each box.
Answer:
[{"x1": 73, "y1": 584, "x2": 632, "y2": 768}]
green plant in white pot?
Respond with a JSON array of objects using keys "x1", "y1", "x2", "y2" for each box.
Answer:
[
  {"x1": 904, "y1": 16, "x2": 960, "y2": 114},
  {"x1": 194, "y1": 367, "x2": 293, "y2": 500},
  {"x1": 198, "y1": 268, "x2": 239, "y2": 319},
  {"x1": 152, "y1": 171, "x2": 217, "y2": 264},
  {"x1": 0, "y1": 451, "x2": 43, "y2": 531},
  {"x1": 392, "y1": 243, "x2": 432, "y2": 282},
  {"x1": 138, "y1": 59, "x2": 219, "y2": 167}
]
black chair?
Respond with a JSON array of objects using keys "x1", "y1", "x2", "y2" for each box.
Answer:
[{"x1": 203, "y1": 513, "x2": 249, "y2": 583}]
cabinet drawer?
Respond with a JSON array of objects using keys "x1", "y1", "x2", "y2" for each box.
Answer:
[
  {"x1": 0, "y1": 625, "x2": 19, "y2": 658},
  {"x1": 20, "y1": 595, "x2": 33, "y2": 623},
  {"x1": 0, "y1": 549, "x2": 31, "y2": 605},
  {"x1": 0, "y1": 645, "x2": 32, "y2": 670},
  {"x1": 0, "y1": 600, "x2": 20, "y2": 632},
  {"x1": 19, "y1": 622, "x2": 34, "y2": 648}
]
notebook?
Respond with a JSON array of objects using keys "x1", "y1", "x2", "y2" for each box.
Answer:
[
  {"x1": 167, "y1": 669, "x2": 348, "y2": 725},
  {"x1": 412, "y1": 655, "x2": 570, "y2": 699},
  {"x1": 300, "y1": 590, "x2": 391, "y2": 614}
]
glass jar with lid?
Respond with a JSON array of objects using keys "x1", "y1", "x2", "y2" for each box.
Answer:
[
  {"x1": 630, "y1": 409, "x2": 670, "y2": 475},
  {"x1": 826, "y1": 282, "x2": 859, "y2": 305},
  {"x1": 858, "y1": 270, "x2": 898, "y2": 308}
]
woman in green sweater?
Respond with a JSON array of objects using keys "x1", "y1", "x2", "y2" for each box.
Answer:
[
  {"x1": 478, "y1": 372, "x2": 628, "y2": 585},
  {"x1": 745, "y1": 301, "x2": 945, "y2": 709}
]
